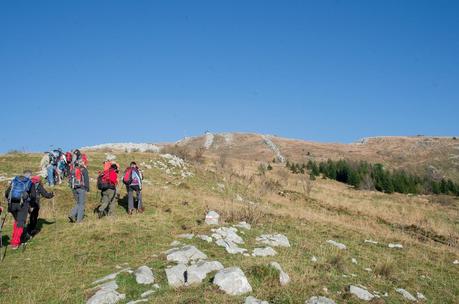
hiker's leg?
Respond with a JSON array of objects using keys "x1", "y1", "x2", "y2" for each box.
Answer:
[
  {"x1": 76, "y1": 189, "x2": 86, "y2": 222},
  {"x1": 11, "y1": 203, "x2": 28, "y2": 245},
  {"x1": 128, "y1": 188, "x2": 134, "y2": 211},
  {"x1": 47, "y1": 165, "x2": 54, "y2": 186},
  {"x1": 137, "y1": 190, "x2": 143, "y2": 209},
  {"x1": 28, "y1": 204, "x2": 39, "y2": 232},
  {"x1": 107, "y1": 189, "x2": 116, "y2": 215},
  {"x1": 69, "y1": 190, "x2": 78, "y2": 219},
  {"x1": 98, "y1": 190, "x2": 110, "y2": 213}
]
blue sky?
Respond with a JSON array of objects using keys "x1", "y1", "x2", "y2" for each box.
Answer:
[{"x1": 1, "y1": 0, "x2": 458, "y2": 152}]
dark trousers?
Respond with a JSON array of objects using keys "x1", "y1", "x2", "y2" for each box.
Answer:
[{"x1": 28, "y1": 202, "x2": 40, "y2": 232}]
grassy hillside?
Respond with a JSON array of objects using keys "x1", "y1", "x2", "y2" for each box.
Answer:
[{"x1": 0, "y1": 150, "x2": 458, "y2": 303}]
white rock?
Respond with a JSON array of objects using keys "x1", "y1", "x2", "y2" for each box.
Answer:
[
  {"x1": 81, "y1": 143, "x2": 160, "y2": 153},
  {"x1": 177, "y1": 233, "x2": 194, "y2": 239},
  {"x1": 126, "y1": 300, "x2": 148, "y2": 304},
  {"x1": 256, "y1": 234, "x2": 290, "y2": 247},
  {"x1": 245, "y1": 296, "x2": 269, "y2": 304},
  {"x1": 205, "y1": 210, "x2": 220, "y2": 225},
  {"x1": 87, "y1": 281, "x2": 126, "y2": 304},
  {"x1": 213, "y1": 267, "x2": 252, "y2": 295},
  {"x1": 364, "y1": 268, "x2": 372, "y2": 272},
  {"x1": 170, "y1": 240, "x2": 181, "y2": 247},
  {"x1": 92, "y1": 268, "x2": 132, "y2": 285},
  {"x1": 453, "y1": 259, "x2": 459, "y2": 264},
  {"x1": 187, "y1": 260, "x2": 224, "y2": 284},
  {"x1": 326, "y1": 240, "x2": 346, "y2": 250},
  {"x1": 305, "y1": 296, "x2": 336, "y2": 304},
  {"x1": 396, "y1": 288, "x2": 417, "y2": 301},
  {"x1": 311, "y1": 256, "x2": 318, "y2": 263},
  {"x1": 234, "y1": 221, "x2": 251, "y2": 230},
  {"x1": 252, "y1": 247, "x2": 277, "y2": 257},
  {"x1": 197, "y1": 234, "x2": 213, "y2": 242},
  {"x1": 349, "y1": 285, "x2": 374, "y2": 301},
  {"x1": 134, "y1": 266, "x2": 154, "y2": 285},
  {"x1": 388, "y1": 243, "x2": 403, "y2": 249},
  {"x1": 140, "y1": 289, "x2": 155, "y2": 298},
  {"x1": 166, "y1": 245, "x2": 207, "y2": 264},
  {"x1": 417, "y1": 292, "x2": 427, "y2": 300},
  {"x1": 364, "y1": 239, "x2": 378, "y2": 244},
  {"x1": 204, "y1": 132, "x2": 214, "y2": 149},
  {"x1": 270, "y1": 261, "x2": 290, "y2": 286},
  {"x1": 212, "y1": 227, "x2": 244, "y2": 244},
  {"x1": 351, "y1": 258, "x2": 357, "y2": 264},
  {"x1": 215, "y1": 239, "x2": 248, "y2": 254},
  {"x1": 165, "y1": 264, "x2": 187, "y2": 287}
]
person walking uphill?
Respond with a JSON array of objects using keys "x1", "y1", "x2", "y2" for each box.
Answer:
[
  {"x1": 4, "y1": 170, "x2": 33, "y2": 249},
  {"x1": 27, "y1": 176, "x2": 54, "y2": 236},
  {"x1": 68, "y1": 161, "x2": 90, "y2": 223},
  {"x1": 123, "y1": 162, "x2": 144, "y2": 215},
  {"x1": 97, "y1": 163, "x2": 118, "y2": 217}
]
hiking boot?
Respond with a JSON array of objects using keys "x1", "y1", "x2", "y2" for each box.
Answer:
[
  {"x1": 68, "y1": 216, "x2": 76, "y2": 223},
  {"x1": 11, "y1": 245, "x2": 20, "y2": 250},
  {"x1": 128, "y1": 209, "x2": 134, "y2": 215},
  {"x1": 138, "y1": 207, "x2": 145, "y2": 213}
]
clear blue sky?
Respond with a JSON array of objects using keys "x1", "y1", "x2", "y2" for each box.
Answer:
[{"x1": 1, "y1": 0, "x2": 458, "y2": 152}]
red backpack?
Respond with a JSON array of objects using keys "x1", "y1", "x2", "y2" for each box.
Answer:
[
  {"x1": 71, "y1": 167, "x2": 84, "y2": 189},
  {"x1": 123, "y1": 168, "x2": 133, "y2": 185},
  {"x1": 97, "y1": 170, "x2": 115, "y2": 191}
]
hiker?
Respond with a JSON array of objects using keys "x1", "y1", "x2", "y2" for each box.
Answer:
[
  {"x1": 96, "y1": 163, "x2": 118, "y2": 217},
  {"x1": 123, "y1": 162, "x2": 144, "y2": 214},
  {"x1": 68, "y1": 160, "x2": 90, "y2": 223},
  {"x1": 27, "y1": 176, "x2": 54, "y2": 236},
  {"x1": 4, "y1": 170, "x2": 33, "y2": 249},
  {"x1": 39, "y1": 151, "x2": 50, "y2": 178},
  {"x1": 72, "y1": 149, "x2": 88, "y2": 167}
]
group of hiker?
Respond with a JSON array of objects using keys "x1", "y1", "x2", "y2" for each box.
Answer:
[{"x1": 1, "y1": 149, "x2": 144, "y2": 250}]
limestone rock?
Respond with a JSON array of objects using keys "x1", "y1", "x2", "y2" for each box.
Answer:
[
  {"x1": 349, "y1": 285, "x2": 374, "y2": 301},
  {"x1": 396, "y1": 288, "x2": 417, "y2": 301},
  {"x1": 215, "y1": 239, "x2": 248, "y2": 254},
  {"x1": 165, "y1": 264, "x2": 187, "y2": 288},
  {"x1": 92, "y1": 268, "x2": 132, "y2": 285},
  {"x1": 166, "y1": 245, "x2": 207, "y2": 264},
  {"x1": 326, "y1": 240, "x2": 346, "y2": 250},
  {"x1": 205, "y1": 210, "x2": 220, "y2": 225},
  {"x1": 245, "y1": 296, "x2": 269, "y2": 304},
  {"x1": 252, "y1": 247, "x2": 277, "y2": 257},
  {"x1": 305, "y1": 296, "x2": 336, "y2": 304},
  {"x1": 134, "y1": 266, "x2": 154, "y2": 285},
  {"x1": 187, "y1": 260, "x2": 224, "y2": 284},
  {"x1": 197, "y1": 234, "x2": 213, "y2": 242},
  {"x1": 213, "y1": 267, "x2": 252, "y2": 295},
  {"x1": 235, "y1": 221, "x2": 251, "y2": 230},
  {"x1": 212, "y1": 227, "x2": 244, "y2": 244},
  {"x1": 270, "y1": 261, "x2": 290, "y2": 286},
  {"x1": 256, "y1": 234, "x2": 290, "y2": 247},
  {"x1": 87, "y1": 281, "x2": 126, "y2": 304},
  {"x1": 388, "y1": 243, "x2": 403, "y2": 249}
]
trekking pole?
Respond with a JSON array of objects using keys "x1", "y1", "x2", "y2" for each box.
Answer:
[{"x1": 0, "y1": 212, "x2": 8, "y2": 262}]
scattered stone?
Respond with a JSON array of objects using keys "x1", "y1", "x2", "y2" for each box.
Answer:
[
  {"x1": 417, "y1": 292, "x2": 427, "y2": 301},
  {"x1": 134, "y1": 266, "x2": 154, "y2": 285},
  {"x1": 236, "y1": 194, "x2": 244, "y2": 202},
  {"x1": 166, "y1": 245, "x2": 207, "y2": 264},
  {"x1": 170, "y1": 240, "x2": 181, "y2": 247},
  {"x1": 364, "y1": 240, "x2": 378, "y2": 245},
  {"x1": 205, "y1": 210, "x2": 220, "y2": 225},
  {"x1": 92, "y1": 268, "x2": 132, "y2": 285},
  {"x1": 305, "y1": 296, "x2": 336, "y2": 304},
  {"x1": 270, "y1": 261, "x2": 290, "y2": 286},
  {"x1": 215, "y1": 239, "x2": 248, "y2": 254},
  {"x1": 396, "y1": 288, "x2": 417, "y2": 301},
  {"x1": 187, "y1": 260, "x2": 224, "y2": 284},
  {"x1": 126, "y1": 300, "x2": 148, "y2": 304},
  {"x1": 234, "y1": 221, "x2": 251, "y2": 230},
  {"x1": 351, "y1": 258, "x2": 357, "y2": 264},
  {"x1": 245, "y1": 296, "x2": 269, "y2": 304},
  {"x1": 349, "y1": 285, "x2": 374, "y2": 301},
  {"x1": 165, "y1": 264, "x2": 187, "y2": 287},
  {"x1": 326, "y1": 240, "x2": 346, "y2": 250},
  {"x1": 177, "y1": 233, "x2": 194, "y2": 239},
  {"x1": 311, "y1": 256, "x2": 318, "y2": 263},
  {"x1": 87, "y1": 281, "x2": 125, "y2": 304},
  {"x1": 140, "y1": 289, "x2": 155, "y2": 298},
  {"x1": 256, "y1": 234, "x2": 290, "y2": 247},
  {"x1": 453, "y1": 259, "x2": 459, "y2": 265},
  {"x1": 213, "y1": 267, "x2": 252, "y2": 295},
  {"x1": 252, "y1": 247, "x2": 277, "y2": 257},
  {"x1": 388, "y1": 243, "x2": 403, "y2": 249},
  {"x1": 197, "y1": 234, "x2": 213, "y2": 242},
  {"x1": 364, "y1": 268, "x2": 372, "y2": 272},
  {"x1": 212, "y1": 227, "x2": 244, "y2": 244}
]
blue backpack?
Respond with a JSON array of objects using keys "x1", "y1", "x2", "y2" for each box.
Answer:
[{"x1": 9, "y1": 176, "x2": 32, "y2": 202}]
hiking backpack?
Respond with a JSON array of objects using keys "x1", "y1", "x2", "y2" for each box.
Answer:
[
  {"x1": 70, "y1": 168, "x2": 84, "y2": 189},
  {"x1": 97, "y1": 170, "x2": 115, "y2": 191},
  {"x1": 123, "y1": 168, "x2": 133, "y2": 185},
  {"x1": 9, "y1": 176, "x2": 32, "y2": 202},
  {"x1": 65, "y1": 152, "x2": 72, "y2": 163}
]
